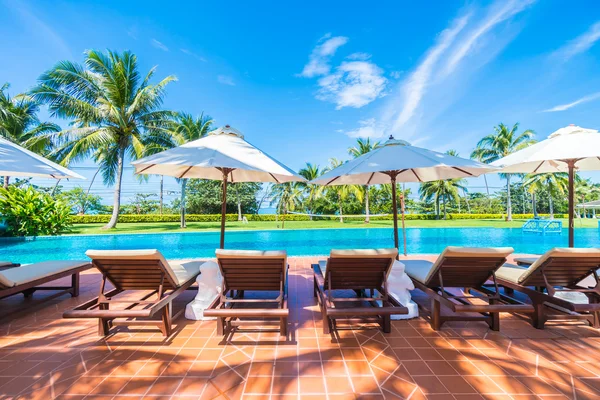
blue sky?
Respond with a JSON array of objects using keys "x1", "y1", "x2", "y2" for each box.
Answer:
[{"x1": 2, "y1": 0, "x2": 600, "y2": 205}]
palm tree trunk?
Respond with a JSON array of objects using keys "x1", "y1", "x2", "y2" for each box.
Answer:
[
  {"x1": 102, "y1": 146, "x2": 125, "y2": 230},
  {"x1": 159, "y1": 176, "x2": 164, "y2": 215},
  {"x1": 464, "y1": 189, "x2": 471, "y2": 213},
  {"x1": 180, "y1": 179, "x2": 187, "y2": 228},
  {"x1": 365, "y1": 185, "x2": 370, "y2": 223},
  {"x1": 483, "y1": 174, "x2": 491, "y2": 211},
  {"x1": 338, "y1": 194, "x2": 343, "y2": 223},
  {"x1": 506, "y1": 175, "x2": 512, "y2": 221},
  {"x1": 549, "y1": 194, "x2": 554, "y2": 218},
  {"x1": 436, "y1": 197, "x2": 440, "y2": 220},
  {"x1": 532, "y1": 193, "x2": 538, "y2": 218},
  {"x1": 282, "y1": 206, "x2": 286, "y2": 229},
  {"x1": 3, "y1": 176, "x2": 9, "y2": 189},
  {"x1": 237, "y1": 186, "x2": 243, "y2": 221},
  {"x1": 442, "y1": 193, "x2": 447, "y2": 220}
]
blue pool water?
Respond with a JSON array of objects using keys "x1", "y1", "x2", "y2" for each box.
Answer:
[{"x1": 1, "y1": 228, "x2": 600, "y2": 263}]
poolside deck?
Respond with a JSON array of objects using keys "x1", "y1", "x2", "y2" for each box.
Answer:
[{"x1": 1, "y1": 255, "x2": 600, "y2": 399}]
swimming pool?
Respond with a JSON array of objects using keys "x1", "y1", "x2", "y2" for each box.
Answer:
[{"x1": 1, "y1": 227, "x2": 599, "y2": 263}]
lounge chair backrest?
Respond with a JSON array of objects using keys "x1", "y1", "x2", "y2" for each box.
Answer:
[
  {"x1": 423, "y1": 247, "x2": 514, "y2": 287},
  {"x1": 86, "y1": 249, "x2": 180, "y2": 290},
  {"x1": 325, "y1": 249, "x2": 398, "y2": 290},
  {"x1": 518, "y1": 248, "x2": 600, "y2": 286},
  {"x1": 216, "y1": 249, "x2": 287, "y2": 292}
]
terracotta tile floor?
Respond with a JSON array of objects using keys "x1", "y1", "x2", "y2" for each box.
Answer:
[{"x1": 1, "y1": 255, "x2": 600, "y2": 399}]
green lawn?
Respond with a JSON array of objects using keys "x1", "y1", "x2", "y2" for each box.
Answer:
[{"x1": 66, "y1": 217, "x2": 599, "y2": 235}]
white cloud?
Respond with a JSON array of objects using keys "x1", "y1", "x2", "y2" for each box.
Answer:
[
  {"x1": 347, "y1": 52, "x2": 371, "y2": 61},
  {"x1": 316, "y1": 61, "x2": 387, "y2": 109},
  {"x1": 298, "y1": 34, "x2": 349, "y2": 78},
  {"x1": 390, "y1": 71, "x2": 403, "y2": 79},
  {"x1": 390, "y1": 14, "x2": 470, "y2": 131},
  {"x1": 127, "y1": 27, "x2": 138, "y2": 40},
  {"x1": 543, "y1": 92, "x2": 600, "y2": 112},
  {"x1": 443, "y1": 0, "x2": 535, "y2": 76},
  {"x1": 553, "y1": 21, "x2": 600, "y2": 61},
  {"x1": 343, "y1": 118, "x2": 386, "y2": 139},
  {"x1": 151, "y1": 39, "x2": 169, "y2": 51},
  {"x1": 180, "y1": 48, "x2": 207, "y2": 62},
  {"x1": 217, "y1": 75, "x2": 235, "y2": 86}
]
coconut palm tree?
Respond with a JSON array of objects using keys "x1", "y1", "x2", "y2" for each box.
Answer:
[
  {"x1": 471, "y1": 123, "x2": 535, "y2": 221},
  {"x1": 31, "y1": 50, "x2": 177, "y2": 229},
  {"x1": 298, "y1": 162, "x2": 323, "y2": 220},
  {"x1": 348, "y1": 138, "x2": 380, "y2": 223},
  {"x1": 0, "y1": 83, "x2": 60, "y2": 188},
  {"x1": 419, "y1": 178, "x2": 467, "y2": 219},
  {"x1": 270, "y1": 182, "x2": 303, "y2": 228},
  {"x1": 164, "y1": 112, "x2": 213, "y2": 227},
  {"x1": 324, "y1": 158, "x2": 363, "y2": 223},
  {"x1": 523, "y1": 172, "x2": 568, "y2": 218}
]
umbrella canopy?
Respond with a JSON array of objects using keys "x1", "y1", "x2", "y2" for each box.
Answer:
[
  {"x1": 312, "y1": 136, "x2": 497, "y2": 255},
  {"x1": 491, "y1": 124, "x2": 600, "y2": 247},
  {"x1": 132, "y1": 125, "x2": 305, "y2": 248},
  {"x1": 0, "y1": 136, "x2": 84, "y2": 180}
]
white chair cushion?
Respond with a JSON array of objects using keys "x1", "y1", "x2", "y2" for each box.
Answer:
[
  {"x1": 168, "y1": 260, "x2": 204, "y2": 286},
  {"x1": 495, "y1": 264, "x2": 528, "y2": 284},
  {"x1": 402, "y1": 260, "x2": 436, "y2": 284},
  {"x1": 0, "y1": 260, "x2": 89, "y2": 288},
  {"x1": 518, "y1": 248, "x2": 600, "y2": 284}
]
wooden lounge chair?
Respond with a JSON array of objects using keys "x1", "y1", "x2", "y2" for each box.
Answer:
[
  {"x1": 312, "y1": 249, "x2": 408, "y2": 334},
  {"x1": 63, "y1": 250, "x2": 201, "y2": 337},
  {"x1": 494, "y1": 248, "x2": 600, "y2": 328},
  {"x1": 404, "y1": 247, "x2": 533, "y2": 331},
  {"x1": 0, "y1": 261, "x2": 20, "y2": 270},
  {"x1": 0, "y1": 260, "x2": 91, "y2": 300},
  {"x1": 204, "y1": 250, "x2": 289, "y2": 336}
]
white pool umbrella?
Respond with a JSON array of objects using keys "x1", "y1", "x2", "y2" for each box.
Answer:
[
  {"x1": 0, "y1": 136, "x2": 84, "y2": 180},
  {"x1": 312, "y1": 136, "x2": 497, "y2": 255},
  {"x1": 491, "y1": 124, "x2": 600, "y2": 247},
  {"x1": 132, "y1": 125, "x2": 305, "y2": 248}
]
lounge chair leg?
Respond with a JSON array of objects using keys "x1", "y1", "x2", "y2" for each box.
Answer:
[
  {"x1": 98, "y1": 318, "x2": 110, "y2": 336},
  {"x1": 161, "y1": 303, "x2": 172, "y2": 337},
  {"x1": 71, "y1": 273, "x2": 80, "y2": 297},
  {"x1": 504, "y1": 287, "x2": 514, "y2": 295},
  {"x1": 382, "y1": 315, "x2": 391, "y2": 333},
  {"x1": 532, "y1": 303, "x2": 546, "y2": 329},
  {"x1": 217, "y1": 317, "x2": 224, "y2": 335},
  {"x1": 431, "y1": 299, "x2": 441, "y2": 330},
  {"x1": 238, "y1": 290, "x2": 244, "y2": 299},
  {"x1": 280, "y1": 317, "x2": 287, "y2": 337},
  {"x1": 22, "y1": 288, "x2": 35, "y2": 298},
  {"x1": 323, "y1": 314, "x2": 331, "y2": 334},
  {"x1": 313, "y1": 278, "x2": 317, "y2": 297}
]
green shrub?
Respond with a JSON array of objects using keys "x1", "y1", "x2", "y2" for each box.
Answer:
[
  {"x1": 0, "y1": 186, "x2": 72, "y2": 236},
  {"x1": 69, "y1": 212, "x2": 567, "y2": 224}
]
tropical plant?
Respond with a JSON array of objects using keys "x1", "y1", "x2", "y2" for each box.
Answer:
[
  {"x1": 471, "y1": 123, "x2": 535, "y2": 220},
  {"x1": 162, "y1": 112, "x2": 213, "y2": 227},
  {"x1": 323, "y1": 158, "x2": 363, "y2": 223},
  {"x1": 0, "y1": 186, "x2": 72, "y2": 236},
  {"x1": 0, "y1": 83, "x2": 60, "y2": 188},
  {"x1": 419, "y1": 178, "x2": 467, "y2": 219},
  {"x1": 269, "y1": 182, "x2": 303, "y2": 228},
  {"x1": 31, "y1": 50, "x2": 177, "y2": 229},
  {"x1": 298, "y1": 163, "x2": 323, "y2": 219},
  {"x1": 523, "y1": 173, "x2": 568, "y2": 218},
  {"x1": 348, "y1": 138, "x2": 380, "y2": 223},
  {"x1": 61, "y1": 187, "x2": 103, "y2": 214}
]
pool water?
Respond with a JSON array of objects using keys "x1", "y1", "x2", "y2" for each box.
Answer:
[{"x1": 1, "y1": 228, "x2": 599, "y2": 263}]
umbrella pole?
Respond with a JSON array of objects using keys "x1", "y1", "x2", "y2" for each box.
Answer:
[
  {"x1": 568, "y1": 160, "x2": 575, "y2": 248},
  {"x1": 400, "y1": 183, "x2": 407, "y2": 256},
  {"x1": 389, "y1": 173, "x2": 400, "y2": 258},
  {"x1": 220, "y1": 170, "x2": 229, "y2": 249}
]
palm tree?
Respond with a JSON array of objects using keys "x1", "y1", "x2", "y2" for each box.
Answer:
[
  {"x1": 446, "y1": 150, "x2": 471, "y2": 214},
  {"x1": 270, "y1": 182, "x2": 302, "y2": 228},
  {"x1": 419, "y1": 178, "x2": 467, "y2": 219},
  {"x1": 324, "y1": 158, "x2": 363, "y2": 223},
  {"x1": 298, "y1": 163, "x2": 323, "y2": 220},
  {"x1": 31, "y1": 50, "x2": 177, "y2": 229},
  {"x1": 165, "y1": 112, "x2": 213, "y2": 227},
  {"x1": 348, "y1": 138, "x2": 380, "y2": 223},
  {"x1": 523, "y1": 172, "x2": 568, "y2": 218},
  {"x1": 0, "y1": 83, "x2": 60, "y2": 188},
  {"x1": 471, "y1": 123, "x2": 535, "y2": 221}
]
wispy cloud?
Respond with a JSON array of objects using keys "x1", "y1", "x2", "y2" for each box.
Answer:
[
  {"x1": 5, "y1": 0, "x2": 72, "y2": 58},
  {"x1": 343, "y1": 118, "x2": 386, "y2": 138},
  {"x1": 316, "y1": 61, "x2": 387, "y2": 109},
  {"x1": 553, "y1": 21, "x2": 600, "y2": 61},
  {"x1": 127, "y1": 26, "x2": 138, "y2": 40},
  {"x1": 217, "y1": 75, "x2": 235, "y2": 86},
  {"x1": 390, "y1": 13, "x2": 470, "y2": 131},
  {"x1": 298, "y1": 34, "x2": 348, "y2": 78},
  {"x1": 543, "y1": 92, "x2": 600, "y2": 112},
  {"x1": 180, "y1": 48, "x2": 207, "y2": 62},
  {"x1": 347, "y1": 52, "x2": 371, "y2": 61},
  {"x1": 151, "y1": 39, "x2": 169, "y2": 51}
]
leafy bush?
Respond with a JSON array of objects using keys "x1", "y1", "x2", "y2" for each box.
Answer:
[
  {"x1": 0, "y1": 186, "x2": 72, "y2": 236},
  {"x1": 69, "y1": 212, "x2": 566, "y2": 224}
]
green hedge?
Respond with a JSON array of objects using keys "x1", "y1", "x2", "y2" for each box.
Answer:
[{"x1": 70, "y1": 213, "x2": 567, "y2": 224}]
